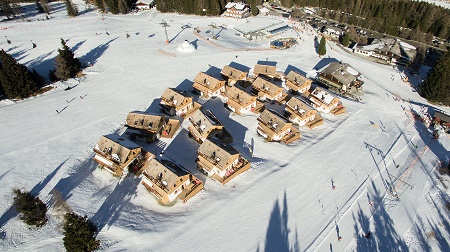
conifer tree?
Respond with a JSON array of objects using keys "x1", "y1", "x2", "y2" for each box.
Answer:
[
  {"x1": 65, "y1": 0, "x2": 78, "y2": 17},
  {"x1": 419, "y1": 50, "x2": 450, "y2": 106},
  {"x1": 12, "y1": 189, "x2": 48, "y2": 227},
  {"x1": 42, "y1": 0, "x2": 51, "y2": 15},
  {"x1": 36, "y1": 0, "x2": 44, "y2": 13},
  {"x1": 54, "y1": 38, "x2": 81, "y2": 81},
  {"x1": 93, "y1": 0, "x2": 105, "y2": 12},
  {"x1": 0, "y1": 0, "x2": 15, "y2": 19},
  {"x1": 341, "y1": 32, "x2": 350, "y2": 47},
  {"x1": 0, "y1": 49, "x2": 39, "y2": 99},
  {"x1": 63, "y1": 213, "x2": 100, "y2": 252},
  {"x1": 318, "y1": 36, "x2": 327, "y2": 56}
]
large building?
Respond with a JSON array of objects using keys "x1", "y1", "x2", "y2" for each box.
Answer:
[
  {"x1": 223, "y1": 2, "x2": 251, "y2": 18},
  {"x1": 317, "y1": 62, "x2": 363, "y2": 91}
]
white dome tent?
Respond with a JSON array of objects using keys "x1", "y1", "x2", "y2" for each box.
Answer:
[{"x1": 177, "y1": 40, "x2": 196, "y2": 53}]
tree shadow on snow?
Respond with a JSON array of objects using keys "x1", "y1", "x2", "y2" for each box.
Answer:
[
  {"x1": 262, "y1": 191, "x2": 299, "y2": 252},
  {"x1": 313, "y1": 58, "x2": 339, "y2": 71},
  {"x1": 353, "y1": 182, "x2": 408, "y2": 251},
  {"x1": 25, "y1": 50, "x2": 56, "y2": 81},
  {"x1": 284, "y1": 64, "x2": 307, "y2": 76},
  {"x1": 80, "y1": 37, "x2": 119, "y2": 66},
  {"x1": 0, "y1": 157, "x2": 69, "y2": 228},
  {"x1": 91, "y1": 175, "x2": 141, "y2": 231},
  {"x1": 229, "y1": 61, "x2": 251, "y2": 73},
  {"x1": 70, "y1": 39, "x2": 86, "y2": 54}
]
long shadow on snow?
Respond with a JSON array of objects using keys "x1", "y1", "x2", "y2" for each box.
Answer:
[
  {"x1": 312, "y1": 57, "x2": 339, "y2": 71},
  {"x1": 163, "y1": 128, "x2": 207, "y2": 184},
  {"x1": 263, "y1": 191, "x2": 299, "y2": 252},
  {"x1": 201, "y1": 99, "x2": 252, "y2": 159},
  {"x1": 229, "y1": 61, "x2": 251, "y2": 73},
  {"x1": 26, "y1": 50, "x2": 56, "y2": 81},
  {"x1": 284, "y1": 64, "x2": 307, "y2": 76},
  {"x1": 0, "y1": 157, "x2": 69, "y2": 228},
  {"x1": 49, "y1": 157, "x2": 98, "y2": 208},
  {"x1": 80, "y1": 37, "x2": 119, "y2": 66},
  {"x1": 353, "y1": 181, "x2": 408, "y2": 251},
  {"x1": 92, "y1": 175, "x2": 141, "y2": 231},
  {"x1": 428, "y1": 192, "x2": 450, "y2": 251},
  {"x1": 71, "y1": 39, "x2": 86, "y2": 54}
]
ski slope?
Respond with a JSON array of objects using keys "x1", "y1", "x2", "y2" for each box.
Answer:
[{"x1": 0, "y1": 2, "x2": 450, "y2": 252}]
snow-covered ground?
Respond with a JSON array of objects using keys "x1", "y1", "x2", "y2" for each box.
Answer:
[
  {"x1": 417, "y1": 0, "x2": 450, "y2": 9},
  {"x1": 1, "y1": 2, "x2": 450, "y2": 252}
]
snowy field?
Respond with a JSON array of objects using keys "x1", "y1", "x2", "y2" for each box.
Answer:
[
  {"x1": 417, "y1": 0, "x2": 450, "y2": 9},
  {"x1": 1, "y1": 1, "x2": 450, "y2": 252}
]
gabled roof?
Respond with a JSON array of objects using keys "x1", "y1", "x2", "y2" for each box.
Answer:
[
  {"x1": 226, "y1": 86, "x2": 256, "y2": 106},
  {"x1": 160, "y1": 88, "x2": 191, "y2": 109},
  {"x1": 254, "y1": 64, "x2": 277, "y2": 76},
  {"x1": 126, "y1": 112, "x2": 165, "y2": 131},
  {"x1": 286, "y1": 97, "x2": 313, "y2": 115},
  {"x1": 310, "y1": 87, "x2": 337, "y2": 105},
  {"x1": 97, "y1": 134, "x2": 141, "y2": 164},
  {"x1": 252, "y1": 77, "x2": 283, "y2": 96},
  {"x1": 193, "y1": 72, "x2": 225, "y2": 91},
  {"x1": 220, "y1": 65, "x2": 247, "y2": 80},
  {"x1": 259, "y1": 109, "x2": 289, "y2": 133},
  {"x1": 285, "y1": 71, "x2": 310, "y2": 86},
  {"x1": 198, "y1": 138, "x2": 239, "y2": 171},
  {"x1": 142, "y1": 159, "x2": 189, "y2": 190},
  {"x1": 189, "y1": 109, "x2": 223, "y2": 133},
  {"x1": 319, "y1": 62, "x2": 360, "y2": 86}
]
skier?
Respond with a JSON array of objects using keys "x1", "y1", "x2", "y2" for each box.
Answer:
[
  {"x1": 338, "y1": 236, "x2": 342, "y2": 242},
  {"x1": 365, "y1": 232, "x2": 371, "y2": 239}
]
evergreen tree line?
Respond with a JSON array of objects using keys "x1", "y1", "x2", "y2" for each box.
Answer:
[
  {"x1": 419, "y1": 49, "x2": 450, "y2": 106},
  {"x1": 155, "y1": 0, "x2": 263, "y2": 16},
  {"x1": 292, "y1": 0, "x2": 450, "y2": 42},
  {"x1": 0, "y1": 38, "x2": 81, "y2": 99},
  {"x1": 91, "y1": 0, "x2": 134, "y2": 14}
]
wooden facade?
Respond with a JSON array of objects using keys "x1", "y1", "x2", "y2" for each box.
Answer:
[
  {"x1": 159, "y1": 88, "x2": 200, "y2": 118},
  {"x1": 93, "y1": 134, "x2": 142, "y2": 176},
  {"x1": 251, "y1": 77, "x2": 284, "y2": 102},
  {"x1": 285, "y1": 70, "x2": 312, "y2": 94},
  {"x1": 309, "y1": 87, "x2": 345, "y2": 115},
  {"x1": 257, "y1": 109, "x2": 301, "y2": 143},
  {"x1": 196, "y1": 138, "x2": 250, "y2": 184},
  {"x1": 253, "y1": 64, "x2": 277, "y2": 78},
  {"x1": 225, "y1": 86, "x2": 257, "y2": 115},
  {"x1": 140, "y1": 159, "x2": 203, "y2": 205},
  {"x1": 192, "y1": 72, "x2": 226, "y2": 98},
  {"x1": 285, "y1": 96, "x2": 322, "y2": 128},
  {"x1": 187, "y1": 109, "x2": 224, "y2": 143},
  {"x1": 220, "y1": 65, "x2": 247, "y2": 86}
]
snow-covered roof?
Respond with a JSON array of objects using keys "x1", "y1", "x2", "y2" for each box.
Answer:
[
  {"x1": 189, "y1": 109, "x2": 223, "y2": 135},
  {"x1": 225, "y1": 2, "x2": 247, "y2": 10},
  {"x1": 160, "y1": 88, "x2": 191, "y2": 109},
  {"x1": 309, "y1": 87, "x2": 336, "y2": 105},
  {"x1": 286, "y1": 96, "x2": 313, "y2": 115},
  {"x1": 259, "y1": 7, "x2": 270, "y2": 14},
  {"x1": 142, "y1": 159, "x2": 189, "y2": 191},
  {"x1": 234, "y1": 17, "x2": 285, "y2": 35},
  {"x1": 254, "y1": 64, "x2": 276, "y2": 76}
]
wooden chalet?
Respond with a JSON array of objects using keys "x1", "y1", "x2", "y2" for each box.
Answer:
[
  {"x1": 223, "y1": 2, "x2": 251, "y2": 18},
  {"x1": 309, "y1": 87, "x2": 346, "y2": 115},
  {"x1": 192, "y1": 72, "x2": 226, "y2": 98},
  {"x1": 140, "y1": 159, "x2": 203, "y2": 205},
  {"x1": 251, "y1": 77, "x2": 284, "y2": 102},
  {"x1": 253, "y1": 64, "x2": 277, "y2": 78},
  {"x1": 159, "y1": 88, "x2": 201, "y2": 118},
  {"x1": 220, "y1": 65, "x2": 247, "y2": 86},
  {"x1": 225, "y1": 86, "x2": 257, "y2": 115},
  {"x1": 196, "y1": 138, "x2": 251, "y2": 184},
  {"x1": 317, "y1": 62, "x2": 363, "y2": 91},
  {"x1": 284, "y1": 70, "x2": 312, "y2": 94},
  {"x1": 285, "y1": 97, "x2": 323, "y2": 129},
  {"x1": 187, "y1": 109, "x2": 232, "y2": 143},
  {"x1": 257, "y1": 109, "x2": 301, "y2": 143},
  {"x1": 93, "y1": 134, "x2": 143, "y2": 176}
]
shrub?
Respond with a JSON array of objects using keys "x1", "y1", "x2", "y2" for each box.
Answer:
[{"x1": 12, "y1": 189, "x2": 48, "y2": 227}]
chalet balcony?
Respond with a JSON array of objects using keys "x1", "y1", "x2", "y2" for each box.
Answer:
[
  {"x1": 180, "y1": 176, "x2": 204, "y2": 203},
  {"x1": 142, "y1": 173, "x2": 171, "y2": 194},
  {"x1": 281, "y1": 127, "x2": 301, "y2": 144},
  {"x1": 93, "y1": 148, "x2": 121, "y2": 166},
  {"x1": 142, "y1": 179, "x2": 164, "y2": 200},
  {"x1": 218, "y1": 157, "x2": 251, "y2": 185}
]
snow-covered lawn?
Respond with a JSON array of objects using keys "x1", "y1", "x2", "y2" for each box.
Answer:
[{"x1": 0, "y1": 2, "x2": 449, "y2": 252}]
